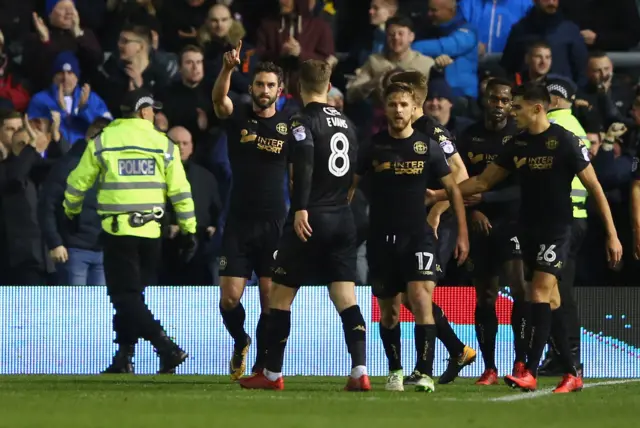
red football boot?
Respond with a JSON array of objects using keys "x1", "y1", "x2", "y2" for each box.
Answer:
[
  {"x1": 238, "y1": 371, "x2": 284, "y2": 390},
  {"x1": 553, "y1": 374, "x2": 584, "y2": 393},
  {"x1": 512, "y1": 361, "x2": 526, "y2": 377},
  {"x1": 475, "y1": 369, "x2": 499, "y2": 385},
  {"x1": 504, "y1": 369, "x2": 537, "y2": 391},
  {"x1": 345, "y1": 374, "x2": 371, "y2": 391}
]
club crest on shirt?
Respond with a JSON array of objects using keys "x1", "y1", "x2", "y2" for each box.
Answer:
[
  {"x1": 219, "y1": 257, "x2": 228, "y2": 270},
  {"x1": 413, "y1": 141, "x2": 427, "y2": 155},
  {"x1": 546, "y1": 138, "x2": 558, "y2": 150},
  {"x1": 276, "y1": 123, "x2": 288, "y2": 135}
]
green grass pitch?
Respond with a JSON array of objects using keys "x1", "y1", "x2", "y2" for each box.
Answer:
[{"x1": 0, "y1": 376, "x2": 637, "y2": 427}]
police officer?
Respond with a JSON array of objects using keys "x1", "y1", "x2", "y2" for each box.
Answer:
[{"x1": 63, "y1": 88, "x2": 198, "y2": 374}]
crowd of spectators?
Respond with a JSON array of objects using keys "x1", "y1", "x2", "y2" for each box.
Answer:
[{"x1": 1, "y1": 0, "x2": 640, "y2": 287}]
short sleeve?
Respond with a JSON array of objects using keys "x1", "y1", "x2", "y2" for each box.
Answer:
[
  {"x1": 435, "y1": 128, "x2": 458, "y2": 159},
  {"x1": 428, "y1": 139, "x2": 451, "y2": 178},
  {"x1": 565, "y1": 132, "x2": 590, "y2": 175},
  {"x1": 289, "y1": 114, "x2": 314, "y2": 148},
  {"x1": 356, "y1": 138, "x2": 372, "y2": 176},
  {"x1": 494, "y1": 141, "x2": 518, "y2": 172}
]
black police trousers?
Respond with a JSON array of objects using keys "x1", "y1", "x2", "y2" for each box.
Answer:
[{"x1": 102, "y1": 233, "x2": 166, "y2": 346}]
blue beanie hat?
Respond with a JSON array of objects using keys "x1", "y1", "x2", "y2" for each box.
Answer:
[
  {"x1": 427, "y1": 78, "x2": 454, "y2": 103},
  {"x1": 46, "y1": 0, "x2": 75, "y2": 16},
  {"x1": 51, "y1": 51, "x2": 80, "y2": 78}
]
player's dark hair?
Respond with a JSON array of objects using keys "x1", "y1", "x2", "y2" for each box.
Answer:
[
  {"x1": 120, "y1": 23, "x2": 152, "y2": 46},
  {"x1": 390, "y1": 70, "x2": 427, "y2": 103},
  {"x1": 527, "y1": 41, "x2": 551, "y2": 55},
  {"x1": 179, "y1": 44, "x2": 204, "y2": 64},
  {"x1": 383, "y1": 82, "x2": 415, "y2": 102},
  {"x1": 485, "y1": 77, "x2": 513, "y2": 94},
  {"x1": 385, "y1": 15, "x2": 414, "y2": 32},
  {"x1": 252, "y1": 61, "x2": 284, "y2": 86},
  {"x1": 588, "y1": 50, "x2": 608, "y2": 60},
  {"x1": 299, "y1": 59, "x2": 332, "y2": 95},
  {"x1": 513, "y1": 83, "x2": 551, "y2": 109}
]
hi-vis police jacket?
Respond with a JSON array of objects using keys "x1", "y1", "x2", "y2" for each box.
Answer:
[
  {"x1": 63, "y1": 118, "x2": 197, "y2": 238},
  {"x1": 548, "y1": 108, "x2": 590, "y2": 219}
]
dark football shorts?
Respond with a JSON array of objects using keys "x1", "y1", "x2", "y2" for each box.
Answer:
[
  {"x1": 219, "y1": 216, "x2": 284, "y2": 279},
  {"x1": 467, "y1": 219, "x2": 522, "y2": 279},
  {"x1": 368, "y1": 224, "x2": 440, "y2": 300},
  {"x1": 435, "y1": 212, "x2": 458, "y2": 281},
  {"x1": 273, "y1": 206, "x2": 357, "y2": 287},
  {"x1": 520, "y1": 224, "x2": 572, "y2": 280}
]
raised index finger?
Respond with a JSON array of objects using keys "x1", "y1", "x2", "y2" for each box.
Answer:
[{"x1": 236, "y1": 40, "x2": 242, "y2": 53}]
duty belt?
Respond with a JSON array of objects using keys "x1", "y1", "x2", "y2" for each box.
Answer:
[{"x1": 102, "y1": 206, "x2": 165, "y2": 233}]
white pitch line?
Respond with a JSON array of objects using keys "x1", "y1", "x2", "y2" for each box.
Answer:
[{"x1": 489, "y1": 379, "x2": 640, "y2": 402}]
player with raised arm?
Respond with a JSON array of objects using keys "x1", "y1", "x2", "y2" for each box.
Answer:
[
  {"x1": 212, "y1": 42, "x2": 291, "y2": 379},
  {"x1": 427, "y1": 83, "x2": 623, "y2": 393},
  {"x1": 389, "y1": 71, "x2": 476, "y2": 385},
  {"x1": 456, "y1": 78, "x2": 529, "y2": 385},
  {"x1": 239, "y1": 60, "x2": 370, "y2": 391},
  {"x1": 351, "y1": 82, "x2": 468, "y2": 392}
]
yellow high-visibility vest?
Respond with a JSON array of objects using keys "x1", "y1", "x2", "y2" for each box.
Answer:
[
  {"x1": 64, "y1": 118, "x2": 197, "y2": 238},
  {"x1": 548, "y1": 108, "x2": 590, "y2": 219}
]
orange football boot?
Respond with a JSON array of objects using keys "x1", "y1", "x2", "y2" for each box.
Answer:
[
  {"x1": 475, "y1": 369, "x2": 499, "y2": 385},
  {"x1": 504, "y1": 369, "x2": 537, "y2": 391},
  {"x1": 345, "y1": 374, "x2": 371, "y2": 391},
  {"x1": 238, "y1": 371, "x2": 284, "y2": 390},
  {"x1": 553, "y1": 374, "x2": 584, "y2": 393}
]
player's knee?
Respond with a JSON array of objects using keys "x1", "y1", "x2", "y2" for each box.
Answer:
[
  {"x1": 475, "y1": 282, "x2": 498, "y2": 307},
  {"x1": 380, "y1": 306, "x2": 400, "y2": 328},
  {"x1": 530, "y1": 271, "x2": 557, "y2": 303},
  {"x1": 407, "y1": 282, "x2": 434, "y2": 317},
  {"x1": 329, "y1": 281, "x2": 357, "y2": 312},
  {"x1": 220, "y1": 277, "x2": 246, "y2": 309},
  {"x1": 549, "y1": 285, "x2": 562, "y2": 310},
  {"x1": 258, "y1": 279, "x2": 272, "y2": 312},
  {"x1": 269, "y1": 283, "x2": 297, "y2": 311}
]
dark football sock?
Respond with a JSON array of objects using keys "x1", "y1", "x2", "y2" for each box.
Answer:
[
  {"x1": 264, "y1": 309, "x2": 291, "y2": 373},
  {"x1": 379, "y1": 323, "x2": 402, "y2": 372},
  {"x1": 254, "y1": 313, "x2": 269, "y2": 369},
  {"x1": 475, "y1": 303, "x2": 498, "y2": 370},
  {"x1": 433, "y1": 303, "x2": 465, "y2": 357},
  {"x1": 220, "y1": 302, "x2": 248, "y2": 346},
  {"x1": 511, "y1": 299, "x2": 531, "y2": 364},
  {"x1": 550, "y1": 307, "x2": 579, "y2": 376},
  {"x1": 339, "y1": 305, "x2": 367, "y2": 368},
  {"x1": 525, "y1": 303, "x2": 552, "y2": 377},
  {"x1": 414, "y1": 324, "x2": 436, "y2": 376}
]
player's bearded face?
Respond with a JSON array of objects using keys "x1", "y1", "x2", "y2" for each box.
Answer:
[
  {"x1": 385, "y1": 92, "x2": 415, "y2": 131},
  {"x1": 250, "y1": 72, "x2": 280, "y2": 109}
]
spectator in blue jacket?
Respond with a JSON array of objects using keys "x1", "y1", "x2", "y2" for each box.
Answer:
[
  {"x1": 38, "y1": 117, "x2": 111, "y2": 285},
  {"x1": 26, "y1": 51, "x2": 112, "y2": 146},
  {"x1": 459, "y1": 0, "x2": 532, "y2": 55},
  {"x1": 412, "y1": 0, "x2": 478, "y2": 100},
  {"x1": 501, "y1": 0, "x2": 588, "y2": 87}
]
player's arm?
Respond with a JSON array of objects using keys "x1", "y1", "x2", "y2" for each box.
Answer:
[
  {"x1": 212, "y1": 42, "x2": 242, "y2": 119},
  {"x1": 578, "y1": 164, "x2": 622, "y2": 266},
  {"x1": 63, "y1": 137, "x2": 100, "y2": 219},
  {"x1": 349, "y1": 138, "x2": 372, "y2": 203},
  {"x1": 290, "y1": 115, "x2": 314, "y2": 242},
  {"x1": 631, "y1": 179, "x2": 640, "y2": 259},
  {"x1": 427, "y1": 163, "x2": 509, "y2": 205},
  {"x1": 428, "y1": 151, "x2": 469, "y2": 216},
  {"x1": 440, "y1": 173, "x2": 469, "y2": 264},
  {"x1": 571, "y1": 134, "x2": 622, "y2": 266}
]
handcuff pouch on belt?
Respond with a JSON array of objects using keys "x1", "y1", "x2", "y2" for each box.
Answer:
[{"x1": 104, "y1": 207, "x2": 165, "y2": 233}]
